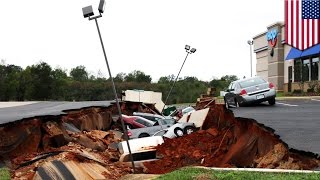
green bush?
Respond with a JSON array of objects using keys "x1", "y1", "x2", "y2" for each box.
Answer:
[{"x1": 0, "y1": 168, "x2": 10, "y2": 180}]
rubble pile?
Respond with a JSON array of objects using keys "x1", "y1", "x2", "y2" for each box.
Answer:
[
  {"x1": 0, "y1": 105, "x2": 138, "y2": 179},
  {"x1": 143, "y1": 103, "x2": 320, "y2": 174},
  {"x1": 1, "y1": 100, "x2": 320, "y2": 179}
]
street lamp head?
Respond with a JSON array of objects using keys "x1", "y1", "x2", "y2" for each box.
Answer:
[
  {"x1": 185, "y1": 45, "x2": 190, "y2": 51},
  {"x1": 98, "y1": 0, "x2": 106, "y2": 13},
  {"x1": 190, "y1": 48, "x2": 196, "y2": 53},
  {"x1": 82, "y1": 5, "x2": 94, "y2": 18},
  {"x1": 247, "y1": 40, "x2": 253, "y2": 45}
]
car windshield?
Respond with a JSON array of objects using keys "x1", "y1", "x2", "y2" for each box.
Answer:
[
  {"x1": 135, "y1": 117, "x2": 155, "y2": 127},
  {"x1": 239, "y1": 78, "x2": 266, "y2": 88},
  {"x1": 160, "y1": 119, "x2": 176, "y2": 125},
  {"x1": 182, "y1": 107, "x2": 195, "y2": 114}
]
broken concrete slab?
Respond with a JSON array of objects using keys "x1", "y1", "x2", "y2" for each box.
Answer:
[
  {"x1": 118, "y1": 136, "x2": 164, "y2": 155},
  {"x1": 178, "y1": 107, "x2": 209, "y2": 128},
  {"x1": 0, "y1": 101, "x2": 112, "y2": 125}
]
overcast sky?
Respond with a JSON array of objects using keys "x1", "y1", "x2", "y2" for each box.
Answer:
[{"x1": 0, "y1": 0, "x2": 284, "y2": 82}]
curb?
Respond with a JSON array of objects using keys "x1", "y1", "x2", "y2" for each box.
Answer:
[
  {"x1": 196, "y1": 166, "x2": 320, "y2": 173},
  {"x1": 276, "y1": 96, "x2": 320, "y2": 100}
]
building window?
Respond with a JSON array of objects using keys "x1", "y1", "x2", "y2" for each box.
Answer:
[
  {"x1": 294, "y1": 56, "x2": 320, "y2": 82},
  {"x1": 302, "y1": 59, "x2": 310, "y2": 81},
  {"x1": 294, "y1": 60, "x2": 302, "y2": 82},
  {"x1": 311, "y1": 57, "x2": 319, "y2": 80}
]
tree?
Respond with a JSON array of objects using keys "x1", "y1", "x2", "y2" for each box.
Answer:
[
  {"x1": 158, "y1": 75, "x2": 174, "y2": 84},
  {"x1": 114, "y1": 72, "x2": 126, "y2": 82},
  {"x1": 0, "y1": 64, "x2": 24, "y2": 101},
  {"x1": 0, "y1": 64, "x2": 6, "y2": 100},
  {"x1": 51, "y1": 67, "x2": 68, "y2": 100},
  {"x1": 220, "y1": 75, "x2": 239, "y2": 83},
  {"x1": 23, "y1": 62, "x2": 53, "y2": 100},
  {"x1": 70, "y1": 65, "x2": 88, "y2": 81},
  {"x1": 208, "y1": 75, "x2": 239, "y2": 96},
  {"x1": 124, "y1": 70, "x2": 152, "y2": 83}
]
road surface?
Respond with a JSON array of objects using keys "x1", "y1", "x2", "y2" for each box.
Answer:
[{"x1": 232, "y1": 98, "x2": 320, "y2": 154}]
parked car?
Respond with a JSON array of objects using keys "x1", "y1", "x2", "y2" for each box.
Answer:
[
  {"x1": 181, "y1": 106, "x2": 196, "y2": 115},
  {"x1": 224, "y1": 76, "x2": 276, "y2": 108},
  {"x1": 133, "y1": 112, "x2": 166, "y2": 122},
  {"x1": 121, "y1": 115, "x2": 155, "y2": 129},
  {"x1": 126, "y1": 119, "x2": 196, "y2": 139}
]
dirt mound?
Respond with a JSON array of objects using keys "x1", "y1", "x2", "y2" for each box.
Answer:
[{"x1": 143, "y1": 104, "x2": 320, "y2": 174}]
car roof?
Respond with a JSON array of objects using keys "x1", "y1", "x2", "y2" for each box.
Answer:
[
  {"x1": 132, "y1": 115, "x2": 156, "y2": 124},
  {"x1": 133, "y1": 112, "x2": 163, "y2": 117}
]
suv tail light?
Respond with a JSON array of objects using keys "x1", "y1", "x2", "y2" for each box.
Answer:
[
  {"x1": 127, "y1": 131, "x2": 132, "y2": 136},
  {"x1": 269, "y1": 82, "x2": 275, "y2": 89},
  {"x1": 240, "y1": 89, "x2": 247, "y2": 96}
]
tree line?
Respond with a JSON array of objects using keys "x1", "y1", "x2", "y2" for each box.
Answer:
[{"x1": 0, "y1": 61, "x2": 238, "y2": 104}]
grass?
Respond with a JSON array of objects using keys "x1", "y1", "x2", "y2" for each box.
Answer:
[
  {"x1": 0, "y1": 168, "x2": 10, "y2": 180},
  {"x1": 276, "y1": 92, "x2": 285, "y2": 97},
  {"x1": 156, "y1": 167, "x2": 320, "y2": 180}
]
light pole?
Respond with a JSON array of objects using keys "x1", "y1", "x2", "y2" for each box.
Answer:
[
  {"x1": 82, "y1": 0, "x2": 136, "y2": 173},
  {"x1": 247, "y1": 40, "x2": 254, "y2": 77},
  {"x1": 162, "y1": 45, "x2": 196, "y2": 113}
]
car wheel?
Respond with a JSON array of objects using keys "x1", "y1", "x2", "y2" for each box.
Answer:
[
  {"x1": 138, "y1": 133, "x2": 150, "y2": 138},
  {"x1": 268, "y1": 98, "x2": 276, "y2": 105},
  {"x1": 184, "y1": 126, "x2": 196, "y2": 135},
  {"x1": 224, "y1": 98, "x2": 230, "y2": 109},
  {"x1": 174, "y1": 127, "x2": 184, "y2": 137},
  {"x1": 235, "y1": 99, "x2": 241, "y2": 107}
]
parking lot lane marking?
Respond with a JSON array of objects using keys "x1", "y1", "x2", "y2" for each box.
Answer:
[
  {"x1": 276, "y1": 102, "x2": 298, "y2": 107},
  {"x1": 311, "y1": 99, "x2": 320, "y2": 102}
]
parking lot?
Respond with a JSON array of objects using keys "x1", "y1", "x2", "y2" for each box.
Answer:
[{"x1": 232, "y1": 98, "x2": 320, "y2": 154}]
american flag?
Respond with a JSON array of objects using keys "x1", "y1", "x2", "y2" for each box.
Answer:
[{"x1": 285, "y1": 0, "x2": 320, "y2": 50}]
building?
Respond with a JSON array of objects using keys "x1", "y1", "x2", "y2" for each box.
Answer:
[{"x1": 253, "y1": 22, "x2": 320, "y2": 93}]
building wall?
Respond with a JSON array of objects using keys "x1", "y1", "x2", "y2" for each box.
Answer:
[
  {"x1": 254, "y1": 21, "x2": 320, "y2": 93},
  {"x1": 256, "y1": 50, "x2": 268, "y2": 81},
  {"x1": 253, "y1": 22, "x2": 285, "y2": 92},
  {"x1": 284, "y1": 45, "x2": 293, "y2": 84}
]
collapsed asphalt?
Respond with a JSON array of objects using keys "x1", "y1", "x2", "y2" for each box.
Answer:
[
  {"x1": 232, "y1": 99, "x2": 320, "y2": 154},
  {"x1": 143, "y1": 101, "x2": 320, "y2": 174},
  {"x1": 1, "y1": 99, "x2": 320, "y2": 179}
]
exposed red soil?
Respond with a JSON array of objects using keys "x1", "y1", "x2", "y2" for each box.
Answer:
[
  {"x1": 1, "y1": 101, "x2": 320, "y2": 178},
  {"x1": 62, "y1": 107, "x2": 114, "y2": 131}
]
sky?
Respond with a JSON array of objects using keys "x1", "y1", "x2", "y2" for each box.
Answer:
[{"x1": 0, "y1": 0, "x2": 284, "y2": 82}]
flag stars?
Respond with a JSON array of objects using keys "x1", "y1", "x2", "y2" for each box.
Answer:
[{"x1": 302, "y1": 0, "x2": 320, "y2": 19}]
